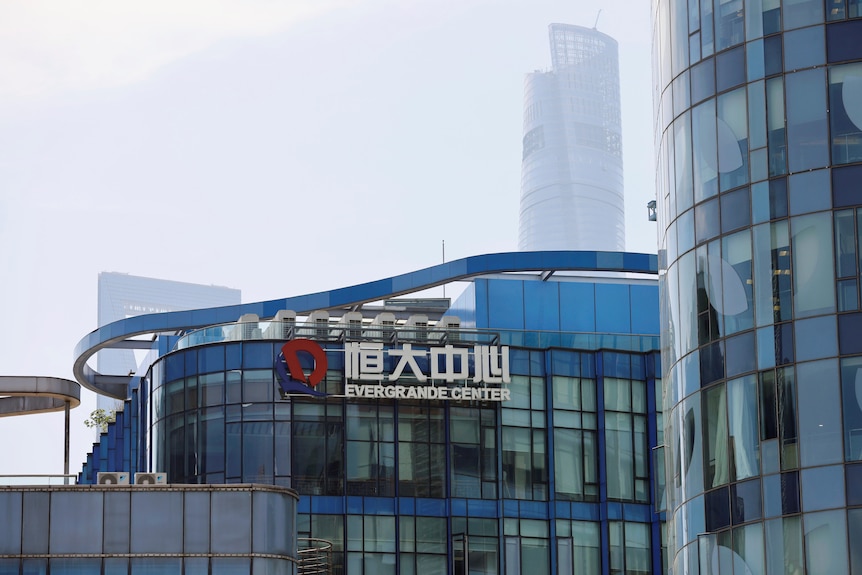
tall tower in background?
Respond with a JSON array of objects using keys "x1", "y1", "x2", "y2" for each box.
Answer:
[
  {"x1": 96, "y1": 273, "x2": 241, "y2": 411},
  {"x1": 518, "y1": 23, "x2": 625, "y2": 252}
]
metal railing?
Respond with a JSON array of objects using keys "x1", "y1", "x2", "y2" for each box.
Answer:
[
  {"x1": 174, "y1": 321, "x2": 659, "y2": 353},
  {"x1": 297, "y1": 538, "x2": 333, "y2": 575},
  {"x1": 0, "y1": 474, "x2": 77, "y2": 486}
]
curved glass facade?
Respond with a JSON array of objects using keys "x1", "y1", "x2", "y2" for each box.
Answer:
[{"x1": 653, "y1": 1, "x2": 862, "y2": 573}]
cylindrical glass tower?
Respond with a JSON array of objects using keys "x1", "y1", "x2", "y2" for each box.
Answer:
[
  {"x1": 519, "y1": 24, "x2": 625, "y2": 252},
  {"x1": 653, "y1": 1, "x2": 862, "y2": 573}
]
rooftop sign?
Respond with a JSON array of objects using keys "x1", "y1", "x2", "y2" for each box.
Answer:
[{"x1": 276, "y1": 339, "x2": 510, "y2": 401}]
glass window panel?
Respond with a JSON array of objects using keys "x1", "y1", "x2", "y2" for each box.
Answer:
[
  {"x1": 103, "y1": 491, "x2": 130, "y2": 554},
  {"x1": 753, "y1": 221, "x2": 792, "y2": 327},
  {"x1": 794, "y1": 315, "x2": 837, "y2": 361},
  {"x1": 751, "y1": 181, "x2": 772, "y2": 224},
  {"x1": 748, "y1": 38, "x2": 766, "y2": 82},
  {"x1": 785, "y1": 25, "x2": 825, "y2": 71},
  {"x1": 838, "y1": 279, "x2": 858, "y2": 311},
  {"x1": 50, "y1": 492, "x2": 103, "y2": 554},
  {"x1": 606, "y1": 412, "x2": 635, "y2": 501},
  {"x1": 22, "y1": 492, "x2": 49, "y2": 554},
  {"x1": 701, "y1": 0, "x2": 715, "y2": 56},
  {"x1": 765, "y1": 517, "x2": 804, "y2": 575},
  {"x1": 788, "y1": 168, "x2": 831, "y2": 216},
  {"x1": 721, "y1": 230, "x2": 754, "y2": 334},
  {"x1": 693, "y1": 99, "x2": 719, "y2": 202},
  {"x1": 750, "y1": 148, "x2": 768, "y2": 183},
  {"x1": 50, "y1": 558, "x2": 103, "y2": 573},
  {"x1": 849, "y1": 509, "x2": 862, "y2": 575},
  {"x1": 829, "y1": 63, "x2": 862, "y2": 165},
  {"x1": 728, "y1": 375, "x2": 760, "y2": 480},
  {"x1": 841, "y1": 357, "x2": 862, "y2": 461},
  {"x1": 703, "y1": 384, "x2": 730, "y2": 487},
  {"x1": 725, "y1": 332, "x2": 756, "y2": 377},
  {"x1": 679, "y1": 394, "x2": 705, "y2": 501},
  {"x1": 130, "y1": 492, "x2": 183, "y2": 554},
  {"x1": 835, "y1": 210, "x2": 857, "y2": 278},
  {"x1": 748, "y1": 81, "x2": 767, "y2": 149},
  {"x1": 211, "y1": 558, "x2": 250, "y2": 574},
  {"x1": 705, "y1": 486, "x2": 731, "y2": 531},
  {"x1": 0, "y1": 491, "x2": 21, "y2": 556},
  {"x1": 786, "y1": 69, "x2": 829, "y2": 172},
  {"x1": 766, "y1": 77, "x2": 787, "y2": 176},
  {"x1": 764, "y1": 35, "x2": 783, "y2": 77},
  {"x1": 802, "y1": 465, "x2": 845, "y2": 511},
  {"x1": 717, "y1": 47, "x2": 746, "y2": 94},
  {"x1": 804, "y1": 510, "x2": 849, "y2": 575},
  {"x1": 732, "y1": 523, "x2": 764, "y2": 575},
  {"x1": 675, "y1": 112, "x2": 695, "y2": 214},
  {"x1": 211, "y1": 491, "x2": 252, "y2": 553},
  {"x1": 695, "y1": 198, "x2": 721, "y2": 245},
  {"x1": 797, "y1": 359, "x2": 843, "y2": 466},
  {"x1": 184, "y1": 492, "x2": 210, "y2": 554},
  {"x1": 791, "y1": 211, "x2": 836, "y2": 317},
  {"x1": 783, "y1": 0, "x2": 824, "y2": 29},
  {"x1": 746, "y1": 0, "x2": 764, "y2": 39}
]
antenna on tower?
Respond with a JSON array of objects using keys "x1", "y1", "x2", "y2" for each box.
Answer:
[{"x1": 593, "y1": 9, "x2": 602, "y2": 29}]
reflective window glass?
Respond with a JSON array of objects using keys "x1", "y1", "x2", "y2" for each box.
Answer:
[
  {"x1": 791, "y1": 211, "x2": 836, "y2": 317},
  {"x1": 693, "y1": 100, "x2": 719, "y2": 201},
  {"x1": 765, "y1": 517, "x2": 804, "y2": 575},
  {"x1": 841, "y1": 357, "x2": 862, "y2": 461},
  {"x1": 748, "y1": 81, "x2": 767, "y2": 149},
  {"x1": 788, "y1": 169, "x2": 831, "y2": 216},
  {"x1": 764, "y1": 35, "x2": 783, "y2": 77},
  {"x1": 721, "y1": 230, "x2": 754, "y2": 334},
  {"x1": 783, "y1": 0, "x2": 824, "y2": 30},
  {"x1": 728, "y1": 375, "x2": 760, "y2": 480},
  {"x1": 717, "y1": 89, "x2": 749, "y2": 192},
  {"x1": 786, "y1": 69, "x2": 829, "y2": 172},
  {"x1": 766, "y1": 77, "x2": 787, "y2": 175},
  {"x1": 794, "y1": 315, "x2": 837, "y2": 362},
  {"x1": 784, "y1": 25, "x2": 825, "y2": 70},
  {"x1": 797, "y1": 359, "x2": 843, "y2": 467},
  {"x1": 829, "y1": 63, "x2": 862, "y2": 165},
  {"x1": 804, "y1": 510, "x2": 849, "y2": 575},
  {"x1": 691, "y1": 57, "x2": 716, "y2": 105},
  {"x1": 802, "y1": 465, "x2": 845, "y2": 511},
  {"x1": 747, "y1": 39, "x2": 765, "y2": 81}
]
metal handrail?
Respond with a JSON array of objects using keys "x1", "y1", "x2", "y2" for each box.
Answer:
[{"x1": 297, "y1": 538, "x2": 333, "y2": 575}]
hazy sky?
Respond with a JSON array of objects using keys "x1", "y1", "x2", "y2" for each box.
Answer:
[{"x1": 0, "y1": 0, "x2": 655, "y2": 476}]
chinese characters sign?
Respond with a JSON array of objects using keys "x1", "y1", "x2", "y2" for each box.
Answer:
[{"x1": 276, "y1": 339, "x2": 511, "y2": 401}]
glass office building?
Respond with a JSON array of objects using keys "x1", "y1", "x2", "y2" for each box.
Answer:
[
  {"x1": 519, "y1": 24, "x2": 626, "y2": 252},
  {"x1": 76, "y1": 251, "x2": 666, "y2": 574},
  {"x1": 652, "y1": 1, "x2": 862, "y2": 573}
]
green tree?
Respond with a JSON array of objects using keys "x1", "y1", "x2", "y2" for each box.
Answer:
[{"x1": 84, "y1": 408, "x2": 115, "y2": 433}]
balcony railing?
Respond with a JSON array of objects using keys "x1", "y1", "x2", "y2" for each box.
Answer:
[
  {"x1": 174, "y1": 321, "x2": 659, "y2": 353},
  {"x1": 298, "y1": 538, "x2": 333, "y2": 575},
  {"x1": 0, "y1": 474, "x2": 78, "y2": 486}
]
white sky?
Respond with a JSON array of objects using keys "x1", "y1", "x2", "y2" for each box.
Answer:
[{"x1": 0, "y1": 0, "x2": 656, "y2": 476}]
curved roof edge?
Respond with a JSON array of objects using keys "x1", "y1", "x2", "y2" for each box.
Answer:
[
  {"x1": 73, "y1": 250, "x2": 658, "y2": 399},
  {"x1": 0, "y1": 376, "x2": 81, "y2": 417}
]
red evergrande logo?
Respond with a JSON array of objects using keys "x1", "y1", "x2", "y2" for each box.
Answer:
[{"x1": 275, "y1": 339, "x2": 328, "y2": 397}]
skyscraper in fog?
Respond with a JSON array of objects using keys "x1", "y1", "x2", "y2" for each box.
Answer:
[
  {"x1": 96, "y1": 272, "x2": 240, "y2": 410},
  {"x1": 519, "y1": 23, "x2": 625, "y2": 251}
]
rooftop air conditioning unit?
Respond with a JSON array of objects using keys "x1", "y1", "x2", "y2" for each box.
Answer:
[
  {"x1": 371, "y1": 312, "x2": 396, "y2": 342},
  {"x1": 404, "y1": 314, "x2": 429, "y2": 341},
  {"x1": 134, "y1": 472, "x2": 167, "y2": 485},
  {"x1": 97, "y1": 472, "x2": 129, "y2": 485}
]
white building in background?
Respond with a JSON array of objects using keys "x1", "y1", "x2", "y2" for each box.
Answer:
[
  {"x1": 519, "y1": 23, "x2": 625, "y2": 252},
  {"x1": 96, "y1": 272, "x2": 241, "y2": 411}
]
